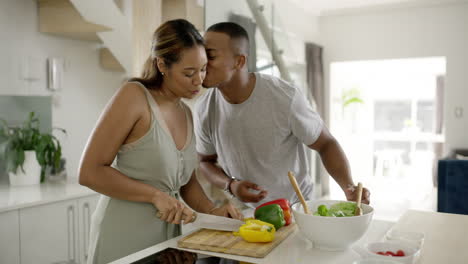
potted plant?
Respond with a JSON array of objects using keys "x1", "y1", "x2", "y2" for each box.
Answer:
[
  {"x1": 0, "y1": 112, "x2": 66, "y2": 186},
  {"x1": 341, "y1": 87, "x2": 365, "y2": 133}
]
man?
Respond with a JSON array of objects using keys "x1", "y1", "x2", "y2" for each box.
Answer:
[{"x1": 194, "y1": 22, "x2": 370, "y2": 208}]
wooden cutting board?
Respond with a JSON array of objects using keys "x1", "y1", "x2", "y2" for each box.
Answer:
[{"x1": 177, "y1": 223, "x2": 296, "y2": 258}]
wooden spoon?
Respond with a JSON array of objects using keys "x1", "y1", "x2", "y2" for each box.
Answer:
[
  {"x1": 354, "y1": 182, "x2": 363, "y2": 216},
  {"x1": 288, "y1": 171, "x2": 310, "y2": 214}
]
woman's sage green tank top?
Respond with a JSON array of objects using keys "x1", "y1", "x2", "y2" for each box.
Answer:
[{"x1": 87, "y1": 82, "x2": 198, "y2": 264}]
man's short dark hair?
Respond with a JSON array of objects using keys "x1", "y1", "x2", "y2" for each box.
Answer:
[{"x1": 206, "y1": 22, "x2": 249, "y2": 43}]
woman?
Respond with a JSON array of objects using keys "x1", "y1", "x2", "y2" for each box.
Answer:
[{"x1": 79, "y1": 19, "x2": 243, "y2": 264}]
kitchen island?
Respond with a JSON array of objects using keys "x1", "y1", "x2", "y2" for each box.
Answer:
[
  {"x1": 111, "y1": 210, "x2": 468, "y2": 264},
  {"x1": 110, "y1": 218, "x2": 393, "y2": 264}
]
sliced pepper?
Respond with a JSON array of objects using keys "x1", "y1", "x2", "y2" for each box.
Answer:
[
  {"x1": 235, "y1": 219, "x2": 276, "y2": 243},
  {"x1": 256, "y1": 198, "x2": 292, "y2": 226},
  {"x1": 254, "y1": 204, "x2": 286, "y2": 230}
]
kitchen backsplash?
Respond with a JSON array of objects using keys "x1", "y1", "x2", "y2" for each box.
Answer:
[{"x1": 0, "y1": 96, "x2": 52, "y2": 183}]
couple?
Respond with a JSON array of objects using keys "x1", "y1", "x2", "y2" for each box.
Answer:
[{"x1": 79, "y1": 19, "x2": 370, "y2": 264}]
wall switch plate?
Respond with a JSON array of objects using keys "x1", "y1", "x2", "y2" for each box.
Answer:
[{"x1": 455, "y1": 107, "x2": 463, "y2": 118}]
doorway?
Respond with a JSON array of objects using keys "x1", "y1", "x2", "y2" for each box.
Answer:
[{"x1": 328, "y1": 57, "x2": 446, "y2": 221}]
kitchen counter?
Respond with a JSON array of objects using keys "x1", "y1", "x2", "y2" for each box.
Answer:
[
  {"x1": 111, "y1": 210, "x2": 468, "y2": 264},
  {"x1": 110, "y1": 219, "x2": 394, "y2": 264},
  {"x1": 0, "y1": 180, "x2": 97, "y2": 213},
  {"x1": 392, "y1": 210, "x2": 468, "y2": 264}
]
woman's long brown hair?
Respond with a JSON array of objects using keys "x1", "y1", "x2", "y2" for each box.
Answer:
[{"x1": 129, "y1": 19, "x2": 204, "y2": 89}]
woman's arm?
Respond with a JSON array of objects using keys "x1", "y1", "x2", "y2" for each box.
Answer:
[
  {"x1": 78, "y1": 83, "x2": 194, "y2": 224},
  {"x1": 79, "y1": 83, "x2": 158, "y2": 201},
  {"x1": 180, "y1": 171, "x2": 216, "y2": 213},
  {"x1": 180, "y1": 171, "x2": 243, "y2": 219}
]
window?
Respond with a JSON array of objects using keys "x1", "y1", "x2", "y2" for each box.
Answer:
[{"x1": 374, "y1": 100, "x2": 411, "y2": 132}]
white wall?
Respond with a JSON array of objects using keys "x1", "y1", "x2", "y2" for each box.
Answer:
[
  {"x1": 0, "y1": 0, "x2": 125, "y2": 180},
  {"x1": 320, "y1": 2, "x2": 468, "y2": 150}
]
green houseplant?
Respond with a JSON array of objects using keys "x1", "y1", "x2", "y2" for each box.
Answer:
[
  {"x1": 342, "y1": 87, "x2": 364, "y2": 110},
  {"x1": 340, "y1": 87, "x2": 365, "y2": 134},
  {"x1": 0, "y1": 112, "x2": 66, "y2": 184}
]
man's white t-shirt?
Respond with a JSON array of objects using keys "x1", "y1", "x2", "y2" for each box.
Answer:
[{"x1": 194, "y1": 73, "x2": 323, "y2": 208}]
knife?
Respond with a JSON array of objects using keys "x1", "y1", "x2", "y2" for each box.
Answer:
[
  {"x1": 156, "y1": 211, "x2": 244, "y2": 232},
  {"x1": 190, "y1": 212, "x2": 245, "y2": 231}
]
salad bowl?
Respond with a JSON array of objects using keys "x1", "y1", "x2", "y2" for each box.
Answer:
[{"x1": 291, "y1": 200, "x2": 374, "y2": 251}]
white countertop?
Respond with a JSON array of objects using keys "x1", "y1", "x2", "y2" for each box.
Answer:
[
  {"x1": 113, "y1": 210, "x2": 468, "y2": 264},
  {"x1": 0, "y1": 180, "x2": 97, "y2": 213},
  {"x1": 393, "y1": 210, "x2": 468, "y2": 264},
  {"x1": 111, "y1": 219, "x2": 395, "y2": 264}
]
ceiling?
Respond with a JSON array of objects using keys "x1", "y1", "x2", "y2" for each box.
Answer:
[{"x1": 287, "y1": 0, "x2": 468, "y2": 16}]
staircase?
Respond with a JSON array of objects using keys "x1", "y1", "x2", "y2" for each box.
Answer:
[{"x1": 38, "y1": 0, "x2": 131, "y2": 73}]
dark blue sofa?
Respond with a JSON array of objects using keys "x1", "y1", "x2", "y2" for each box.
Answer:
[{"x1": 437, "y1": 151, "x2": 468, "y2": 215}]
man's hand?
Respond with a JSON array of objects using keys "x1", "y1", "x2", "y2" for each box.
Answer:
[
  {"x1": 231, "y1": 180, "x2": 268, "y2": 203},
  {"x1": 344, "y1": 184, "x2": 371, "y2": 204}
]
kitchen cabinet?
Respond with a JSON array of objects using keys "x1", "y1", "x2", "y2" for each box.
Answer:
[
  {"x1": 20, "y1": 199, "x2": 80, "y2": 264},
  {"x1": 77, "y1": 195, "x2": 99, "y2": 264},
  {"x1": 0, "y1": 210, "x2": 20, "y2": 264},
  {"x1": 19, "y1": 194, "x2": 99, "y2": 264}
]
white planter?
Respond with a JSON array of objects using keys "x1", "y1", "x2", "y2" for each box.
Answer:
[{"x1": 8, "y1": 151, "x2": 41, "y2": 186}]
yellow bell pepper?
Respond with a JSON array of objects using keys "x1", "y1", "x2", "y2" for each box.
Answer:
[{"x1": 234, "y1": 219, "x2": 276, "y2": 243}]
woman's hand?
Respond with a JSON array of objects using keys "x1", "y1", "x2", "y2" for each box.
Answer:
[
  {"x1": 152, "y1": 191, "x2": 195, "y2": 224},
  {"x1": 208, "y1": 201, "x2": 244, "y2": 220}
]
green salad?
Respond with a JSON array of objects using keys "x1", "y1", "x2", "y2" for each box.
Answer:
[{"x1": 313, "y1": 202, "x2": 357, "y2": 217}]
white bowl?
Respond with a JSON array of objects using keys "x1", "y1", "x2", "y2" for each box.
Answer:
[
  {"x1": 385, "y1": 228, "x2": 425, "y2": 249},
  {"x1": 359, "y1": 241, "x2": 420, "y2": 264},
  {"x1": 291, "y1": 200, "x2": 374, "y2": 251},
  {"x1": 353, "y1": 259, "x2": 403, "y2": 264}
]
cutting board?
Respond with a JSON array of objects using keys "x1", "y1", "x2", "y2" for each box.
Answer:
[{"x1": 177, "y1": 223, "x2": 296, "y2": 258}]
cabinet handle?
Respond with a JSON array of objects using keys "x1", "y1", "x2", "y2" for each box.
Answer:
[
  {"x1": 84, "y1": 202, "x2": 90, "y2": 261},
  {"x1": 68, "y1": 205, "x2": 77, "y2": 263},
  {"x1": 72, "y1": 205, "x2": 76, "y2": 263},
  {"x1": 67, "y1": 206, "x2": 73, "y2": 262}
]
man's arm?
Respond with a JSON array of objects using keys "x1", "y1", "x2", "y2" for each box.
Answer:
[
  {"x1": 198, "y1": 153, "x2": 230, "y2": 190},
  {"x1": 198, "y1": 153, "x2": 268, "y2": 203},
  {"x1": 308, "y1": 126, "x2": 353, "y2": 191},
  {"x1": 308, "y1": 126, "x2": 370, "y2": 204}
]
